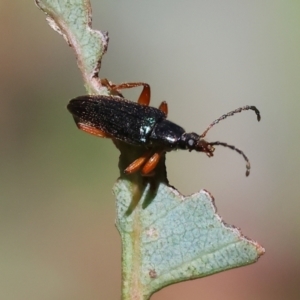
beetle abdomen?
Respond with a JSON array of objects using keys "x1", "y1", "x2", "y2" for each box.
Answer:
[{"x1": 67, "y1": 95, "x2": 166, "y2": 145}]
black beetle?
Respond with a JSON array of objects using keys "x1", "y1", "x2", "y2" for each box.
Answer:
[{"x1": 67, "y1": 79, "x2": 260, "y2": 176}]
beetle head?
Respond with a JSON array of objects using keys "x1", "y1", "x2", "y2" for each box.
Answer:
[{"x1": 181, "y1": 133, "x2": 215, "y2": 157}]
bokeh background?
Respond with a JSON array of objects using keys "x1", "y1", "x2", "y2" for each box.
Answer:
[{"x1": 1, "y1": 1, "x2": 300, "y2": 299}]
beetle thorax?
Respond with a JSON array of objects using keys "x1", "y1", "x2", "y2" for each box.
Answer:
[{"x1": 150, "y1": 119, "x2": 185, "y2": 150}]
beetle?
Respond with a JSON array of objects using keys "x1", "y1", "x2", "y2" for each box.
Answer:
[{"x1": 67, "y1": 79, "x2": 261, "y2": 176}]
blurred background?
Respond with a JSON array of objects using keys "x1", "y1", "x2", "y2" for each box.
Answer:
[{"x1": 1, "y1": 1, "x2": 299, "y2": 299}]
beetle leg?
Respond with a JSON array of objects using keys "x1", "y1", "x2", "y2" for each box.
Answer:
[
  {"x1": 124, "y1": 151, "x2": 153, "y2": 174},
  {"x1": 158, "y1": 101, "x2": 168, "y2": 116},
  {"x1": 141, "y1": 152, "x2": 162, "y2": 175},
  {"x1": 100, "y1": 78, "x2": 123, "y2": 97},
  {"x1": 77, "y1": 123, "x2": 111, "y2": 138},
  {"x1": 101, "y1": 79, "x2": 151, "y2": 106},
  {"x1": 136, "y1": 84, "x2": 151, "y2": 106},
  {"x1": 113, "y1": 82, "x2": 150, "y2": 106}
]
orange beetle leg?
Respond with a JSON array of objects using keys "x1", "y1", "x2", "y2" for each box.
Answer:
[
  {"x1": 158, "y1": 101, "x2": 168, "y2": 116},
  {"x1": 77, "y1": 123, "x2": 111, "y2": 138},
  {"x1": 101, "y1": 78, "x2": 151, "y2": 106},
  {"x1": 124, "y1": 152, "x2": 152, "y2": 174},
  {"x1": 136, "y1": 84, "x2": 150, "y2": 106},
  {"x1": 141, "y1": 152, "x2": 162, "y2": 175}
]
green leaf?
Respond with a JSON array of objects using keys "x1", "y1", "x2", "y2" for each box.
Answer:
[
  {"x1": 35, "y1": 0, "x2": 109, "y2": 94},
  {"x1": 114, "y1": 167, "x2": 264, "y2": 299}
]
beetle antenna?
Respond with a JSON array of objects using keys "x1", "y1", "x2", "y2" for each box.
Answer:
[
  {"x1": 209, "y1": 141, "x2": 251, "y2": 176},
  {"x1": 201, "y1": 106, "x2": 261, "y2": 138}
]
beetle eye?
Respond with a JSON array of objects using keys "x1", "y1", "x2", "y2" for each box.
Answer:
[{"x1": 188, "y1": 139, "x2": 195, "y2": 147}]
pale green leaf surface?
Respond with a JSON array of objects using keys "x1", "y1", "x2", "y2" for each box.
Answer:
[
  {"x1": 35, "y1": 0, "x2": 109, "y2": 94},
  {"x1": 114, "y1": 179, "x2": 264, "y2": 299}
]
